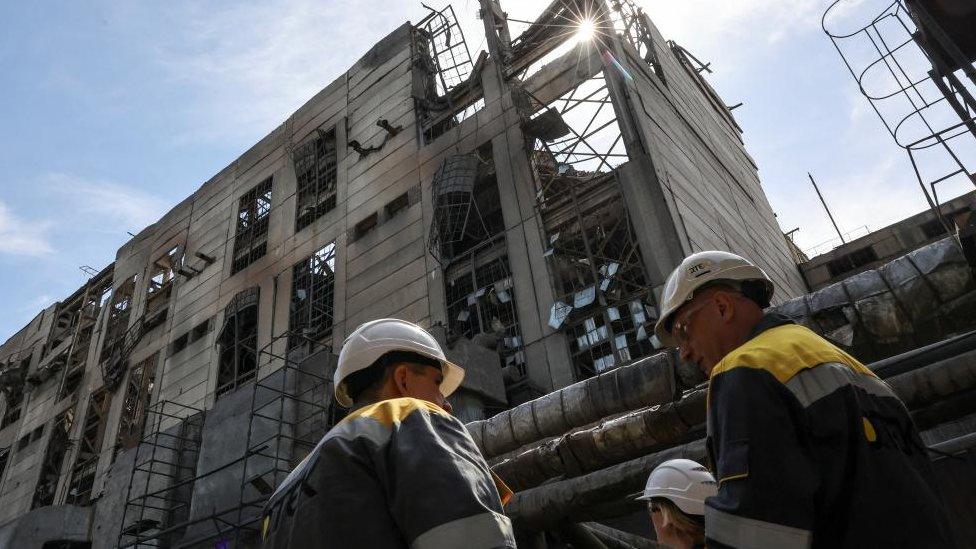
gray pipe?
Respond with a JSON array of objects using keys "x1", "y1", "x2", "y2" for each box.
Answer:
[
  {"x1": 773, "y1": 237, "x2": 976, "y2": 363},
  {"x1": 467, "y1": 350, "x2": 682, "y2": 458}
]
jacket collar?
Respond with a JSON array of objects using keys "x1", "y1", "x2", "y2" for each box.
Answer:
[{"x1": 747, "y1": 311, "x2": 795, "y2": 340}]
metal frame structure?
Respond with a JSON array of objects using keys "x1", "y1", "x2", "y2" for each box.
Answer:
[
  {"x1": 117, "y1": 400, "x2": 206, "y2": 548},
  {"x1": 414, "y1": 5, "x2": 483, "y2": 143},
  {"x1": 116, "y1": 331, "x2": 337, "y2": 549},
  {"x1": 823, "y1": 0, "x2": 976, "y2": 230},
  {"x1": 519, "y1": 69, "x2": 656, "y2": 378}
]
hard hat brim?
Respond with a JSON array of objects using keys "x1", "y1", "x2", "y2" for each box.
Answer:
[{"x1": 333, "y1": 358, "x2": 466, "y2": 409}]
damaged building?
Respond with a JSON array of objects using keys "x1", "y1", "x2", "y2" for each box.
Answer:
[{"x1": 0, "y1": 0, "x2": 916, "y2": 547}]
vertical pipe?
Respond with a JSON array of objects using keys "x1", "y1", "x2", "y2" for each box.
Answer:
[{"x1": 809, "y1": 172, "x2": 846, "y2": 245}]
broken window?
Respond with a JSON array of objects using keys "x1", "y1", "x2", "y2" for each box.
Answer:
[
  {"x1": 217, "y1": 288, "x2": 260, "y2": 398},
  {"x1": 289, "y1": 242, "x2": 336, "y2": 350},
  {"x1": 413, "y1": 6, "x2": 485, "y2": 144},
  {"x1": 232, "y1": 178, "x2": 273, "y2": 274},
  {"x1": 32, "y1": 409, "x2": 75, "y2": 509},
  {"x1": 294, "y1": 129, "x2": 338, "y2": 232},
  {"x1": 65, "y1": 389, "x2": 109, "y2": 506},
  {"x1": 115, "y1": 355, "x2": 158, "y2": 457},
  {"x1": 429, "y1": 146, "x2": 528, "y2": 388},
  {"x1": 826, "y1": 246, "x2": 880, "y2": 278}
]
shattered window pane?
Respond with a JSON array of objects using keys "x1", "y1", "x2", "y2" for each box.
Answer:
[
  {"x1": 232, "y1": 177, "x2": 273, "y2": 275},
  {"x1": 289, "y1": 242, "x2": 337, "y2": 350},
  {"x1": 294, "y1": 128, "x2": 338, "y2": 232}
]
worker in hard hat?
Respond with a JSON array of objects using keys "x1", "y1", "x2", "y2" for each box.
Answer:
[
  {"x1": 637, "y1": 459, "x2": 716, "y2": 549},
  {"x1": 260, "y1": 318, "x2": 516, "y2": 549},
  {"x1": 654, "y1": 251, "x2": 955, "y2": 548}
]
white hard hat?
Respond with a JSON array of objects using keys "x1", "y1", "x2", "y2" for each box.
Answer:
[
  {"x1": 636, "y1": 459, "x2": 717, "y2": 516},
  {"x1": 334, "y1": 318, "x2": 465, "y2": 408},
  {"x1": 654, "y1": 250, "x2": 773, "y2": 347}
]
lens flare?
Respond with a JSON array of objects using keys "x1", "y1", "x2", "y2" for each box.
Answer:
[{"x1": 576, "y1": 18, "x2": 596, "y2": 42}]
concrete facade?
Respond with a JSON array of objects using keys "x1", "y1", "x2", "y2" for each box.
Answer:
[{"x1": 0, "y1": 2, "x2": 806, "y2": 546}]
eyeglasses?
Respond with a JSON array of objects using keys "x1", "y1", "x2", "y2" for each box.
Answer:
[{"x1": 671, "y1": 298, "x2": 714, "y2": 345}]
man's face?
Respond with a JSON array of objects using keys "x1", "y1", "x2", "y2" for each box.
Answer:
[
  {"x1": 396, "y1": 363, "x2": 453, "y2": 414},
  {"x1": 673, "y1": 289, "x2": 730, "y2": 377}
]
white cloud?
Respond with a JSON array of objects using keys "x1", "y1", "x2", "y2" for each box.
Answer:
[
  {"x1": 0, "y1": 201, "x2": 54, "y2": 257},
  {"x1": 640, "y1": 0, "x2": 822, "y2": 56},
  {"x1": 145, "y1": 0, "x2": 417, "y2": 146},
  {"x1": 43, "y1": 172, "x2": 170, "y2": 231}
]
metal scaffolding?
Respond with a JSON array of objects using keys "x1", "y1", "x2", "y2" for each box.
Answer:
[{"x1": 115, "y1": 332, "x2": 337, "y2": 549}]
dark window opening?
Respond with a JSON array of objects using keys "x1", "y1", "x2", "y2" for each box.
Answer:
[
  {"x1": 217, "y1": 288, "x2": 260, "y2": 399},
  {"x1": 66, "y1": 389, "x2": 110, "y2": 506},
  {"x1": 2, "y1": 389, "x2": 23, "y2": 429},
  {"x1": 232, "y1": 178, "x2": 273, "y2": 275},
  {"x1": 145, "y1": 245, "x2": 183, "y2": 327},
  {"x1": 100, "y1": 276, "x2": 137, "y2": 363},
  {"x1": 191, "y1": 319, "x2": 211, "y2": 342},
  {"x1": 294, "y1": 129, "x2": 338, "y2": 232},
  {"x1": 0, "y1": 448, "x2": 8, "y2": 482},
  {"x1": 31, "y1": 425, "x2": 44, "y2": 441},
  {"x1": 353, "y1": 213, "x2": 378, "y2": 240},
  {"x1": 169, "y1": 318, "x2": 212, "y2": 357},
  {"x1": 432, "y1": 145, "x2": 528, "y2": 388},
  {"x1": 32, "y1": 409, "x2": 75, "y2": 509},
  {"x1": 289, "y1": 243, "x2": 337, "y2": 351},
  {"x1": 826, "y1": 246, "x2": 879, "y2": 278},
  {"x1": 17, "y1": 434, "x2": 30, "y2": 451},
  {"x1": 59, "y1": 368, "x2": 84, "y2": 402},
  {"x1": 921, "y1": 218, "x2": 950, "y2": 240},
  {"x1": 115, "y1": 355, "x2": 158, "y2": 457},
  {"x1": 170, "y1": 333, "x2": 190, "y2": 356},
  {"x1": 385, "y1": 192, "x2": 410, "y2": 219}
]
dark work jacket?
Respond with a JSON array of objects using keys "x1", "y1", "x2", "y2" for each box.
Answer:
[
  {"x1": 260, "y1": 397, "x2": 516, "y2": 549},
  {"x1": 704, "y1": 314, "x2": 955, "y2": 549}
]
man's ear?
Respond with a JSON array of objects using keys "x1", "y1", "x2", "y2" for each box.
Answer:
[
  {"x1": 714, "y1": 291, "x2": 736, "y2": 323},
  {"x1": 392, "y1": 363, "x2": 410, "y2": 395}
]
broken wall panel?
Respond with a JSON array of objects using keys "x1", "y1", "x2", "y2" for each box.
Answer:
[{"x1": 114, "y1": 354, "x2": 158, "y2": 457}]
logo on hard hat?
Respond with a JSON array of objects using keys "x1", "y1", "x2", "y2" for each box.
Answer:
[{"x1": 687, "y1": 261, "x2": 713, "y2": 278}]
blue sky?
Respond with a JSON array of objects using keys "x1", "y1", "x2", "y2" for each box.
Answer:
[{"x1": 1, "y1": 0, "x2": 971, "y2": 341}]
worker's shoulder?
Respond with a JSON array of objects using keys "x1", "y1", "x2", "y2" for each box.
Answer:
[
  {"x1": 711, "y1": 323, "x2": 871, "y2": 384},
  {"x1": 343, "y1": 397, "x2": 452, "y2": 427}
]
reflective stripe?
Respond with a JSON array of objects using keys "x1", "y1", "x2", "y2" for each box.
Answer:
[
  {"x1": 706, "y1": 506, "x2": 812, "y2": 549},
  {"x1": 411, "y1": 511, "x2": 515, "y2": 549},
  {"x1": 784, "y1": 362, "x2": 896, "y2": 408}
]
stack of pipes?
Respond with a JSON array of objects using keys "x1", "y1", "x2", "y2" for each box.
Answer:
[{"x1": 468, "y1": 236, "x2": 976, "y2": 533}]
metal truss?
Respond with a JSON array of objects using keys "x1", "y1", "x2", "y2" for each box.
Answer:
[
  {"x1": 521, "y1": 72, "x2": 656, "y2": 378},
  {"x1": 824, "y1": 0, "x2": 976, "y2": 229}
]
